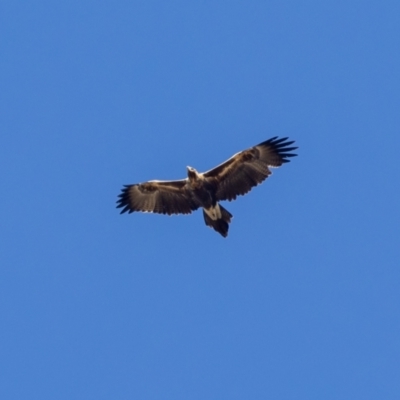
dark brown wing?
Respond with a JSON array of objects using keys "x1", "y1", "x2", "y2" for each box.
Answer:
[
  {"x1": 116, "y1": 179, "x2": 199, "y2": 215},
  {"x1": 203, "y1": 137, "x2": 298, "y2": 201}
]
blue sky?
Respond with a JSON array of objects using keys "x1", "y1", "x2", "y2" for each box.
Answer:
[{"x1": 1, "y1": 1, "x2": 400, "y2": 399}]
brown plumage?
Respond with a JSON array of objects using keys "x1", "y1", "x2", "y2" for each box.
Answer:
[{"x1": 117, "y1": 136, "x2": 298, "y2": 237}]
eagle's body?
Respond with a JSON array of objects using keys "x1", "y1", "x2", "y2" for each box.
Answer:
[{"x1": 117, "y1": 137, "x2": 297, "y2": 237}]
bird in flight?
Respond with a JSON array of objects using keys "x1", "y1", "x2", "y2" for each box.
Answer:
[{"x1": 117, "y1": 137, "x2": 298, "y2": 237}]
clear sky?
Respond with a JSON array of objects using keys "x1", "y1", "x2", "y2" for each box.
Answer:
[{"x1": 1, "y1": 1, "x2": 400, "y2": 399}]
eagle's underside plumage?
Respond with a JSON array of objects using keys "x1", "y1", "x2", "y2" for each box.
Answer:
[{"x1": 117, "y1": 136, "x2": 297, "y2": 237}]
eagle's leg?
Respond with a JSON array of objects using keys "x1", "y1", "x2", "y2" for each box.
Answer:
[{"x1": 203, "y1": 204, "x2": 233, "y2": 238}]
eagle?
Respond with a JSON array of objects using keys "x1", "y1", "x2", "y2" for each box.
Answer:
[{"x1": 117, "y1": 137, "x2": 297, "y2": 237}]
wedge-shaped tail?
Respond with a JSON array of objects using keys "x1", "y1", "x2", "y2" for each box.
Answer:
[{"x1": 203, "y1": 204, "x2": 233, "y2": 238}]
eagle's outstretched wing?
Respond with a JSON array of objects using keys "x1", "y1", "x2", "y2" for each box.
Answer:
[
  {"x1": 116, "y1": 179, "x2": 199, "y2": 215},
  {"x1": 203, "y1": 137, "x2": 297, "y2": 201}
]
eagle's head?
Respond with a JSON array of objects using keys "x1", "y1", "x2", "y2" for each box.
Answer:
[{"x1": 186, "y1": 166, "x2": 200, "y2": 182}]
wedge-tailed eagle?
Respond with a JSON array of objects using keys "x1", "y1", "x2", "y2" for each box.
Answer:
[{"x1": 117, "y1": 137, "x2": 297, "y2": 237}]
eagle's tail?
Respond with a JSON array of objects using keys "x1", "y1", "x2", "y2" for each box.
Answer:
[{"x1": 203, "y1": 204, "x2": 233, "y2": 238}]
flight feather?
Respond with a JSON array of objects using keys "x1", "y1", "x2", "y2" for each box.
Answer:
[{"x1": 202, "y1": 137, "x2": 297, "y2": 201}]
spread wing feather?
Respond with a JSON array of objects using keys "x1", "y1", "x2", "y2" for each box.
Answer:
[
  {"x1": 116, "y1": 179, "x2": 199, "y2": 215},
  {"x1": 203, "y1": 137, "x2": 298, "y2": 201}
]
